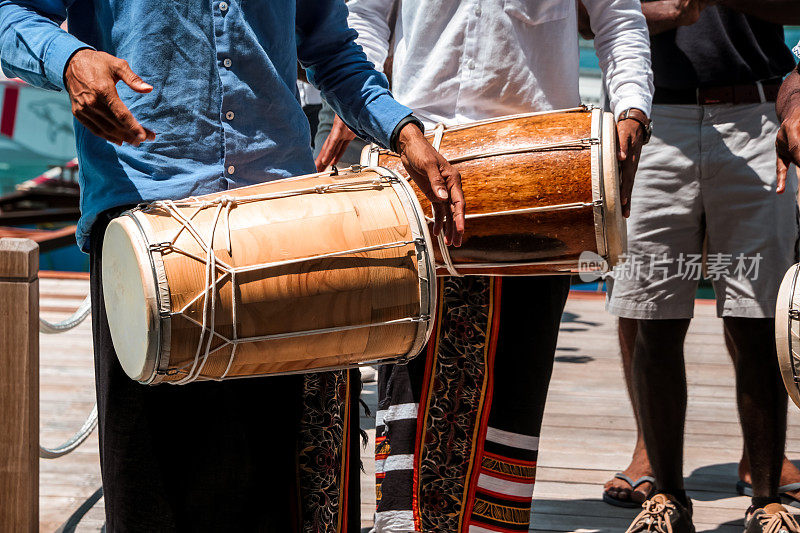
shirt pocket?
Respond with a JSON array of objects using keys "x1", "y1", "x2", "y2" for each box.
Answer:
[{"x1": 503, "y1": 0, "x2": 570, "y2": 25}]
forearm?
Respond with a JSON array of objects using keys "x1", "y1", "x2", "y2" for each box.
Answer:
[
  {"x1": 778, "y1": 67, "x2": 800, "y2": 123},
  {"x1": 716, "y1": 0, "x2": 800, "y2": 24},
  {"x1": 584, "y1": 0, "x2": 654, "y2": 117},
  {"x1": 641, "y1": 1, "x2": 692, "y2": 35},
  {"x1": 347, "y1": 0, "x2": 393, "y2": 71},
  {"x1": 0, "y1": 0, "x2": 89, "y2": 91},
  {"x1": 296, "y1": 0, "x2": 410, "y2": 148}
]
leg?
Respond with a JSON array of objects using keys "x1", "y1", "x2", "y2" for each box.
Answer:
[
  {"x1": 724, "y1": 317, "x2": 786, "y2": 503},
  {"x1": 466, "y1": 276, "x2": 570, "y2": 531},
  {"x1": 604, "y1": 318, "x2": 655, "y2": 506},
  {"x1": 730, "y1": 326, "x2": 800, "y2": 504},
  {"x1": 632, "y1": 318, "x2": 691, "y2": 502},
  {"x1": 700, "y1": 102, "x2": 800, "y2": 511},
  {"x1": 374, "y1": 276, "x2": 502, "y2": 533},
  {"x1": 605, "y1": 104, "x2": 705, "y2": 509}
]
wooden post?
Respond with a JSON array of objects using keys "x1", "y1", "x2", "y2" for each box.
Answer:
[{"x1": 0, "y1": 239, "x2": 39, "y2": 532}]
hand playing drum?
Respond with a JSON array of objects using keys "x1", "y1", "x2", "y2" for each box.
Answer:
[
  {"x1": 363, "y1": 106, "x2": 627, "y2": 277},
  {"x1": 318, "y1": 118, "x2": 466, "y2": 247}
]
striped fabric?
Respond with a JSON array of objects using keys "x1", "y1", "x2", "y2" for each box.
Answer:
[
  {"x1": 372, "y1": 276, "x2": 570, "y2": 533},
  {"x1": 468, "y1": 429, "x2": 539, "y2": 533}
]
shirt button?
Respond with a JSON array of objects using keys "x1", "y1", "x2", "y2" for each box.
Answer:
[
  {"x1": 223, "y1": 58, "x2": 232, "y2": 68},
  {"x1": 467, "y1": 59, "x2": 475, "y2": 70},
  {"x1": 227, "y1": 165, "x2": 235, "y2": 175},
  {"x1": 219, "y1": 1, "x2": 228, "y2": 11},
  {"x1": 474, "y1": 5, "x2": 481, "y2": 15},
  {"x1": 225, "y1": 111, "x2": 235, "y2": 120}
]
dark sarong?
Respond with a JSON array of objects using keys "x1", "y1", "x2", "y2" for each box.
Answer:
[{"x1": 374, "y1": 275, "x2": 569, "y2": 533}]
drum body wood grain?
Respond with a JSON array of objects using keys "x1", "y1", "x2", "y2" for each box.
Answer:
[
  {"x1": 776, "y1": 264, "x2": 800, "y2": 408},
  {"x1": 361, "y1": 107, "x2": 626, "y2": 276},
  {"x1": 101, "y1": 167, "x2": 435, "y2": 384}
]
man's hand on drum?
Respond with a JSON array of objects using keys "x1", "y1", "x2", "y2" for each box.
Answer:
[
  {"x1": 777, "y1": 108, "x2": 800, "y2": 194},
  {"x1": 617, "y1": 115, "x2": 647, "y2": 218},
  {"x1": 64, "y1": 49, "x2": 156, "y2": 146},
  {"x1": 397, "y1": 123, "x2": 465, "y2": 247},
  {"x1": 315, "y1": 114, "x2": 356, "y2": 171},
  {"x1": 777, "y1": 69, "x2": 800, "y2": 194}
]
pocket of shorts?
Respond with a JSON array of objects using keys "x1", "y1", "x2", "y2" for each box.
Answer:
[{"x1": 503, "y1": 0, "x2": 570, "y2": 25}]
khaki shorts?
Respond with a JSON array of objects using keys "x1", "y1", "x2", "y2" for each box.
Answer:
[{"x1": 606, "y1": 103, "x2": 799, "y2": 319}]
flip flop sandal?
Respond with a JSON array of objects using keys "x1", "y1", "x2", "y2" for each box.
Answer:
[
  {"x1": 736, "y1": 479, "x2": 800, "y2": 509},
  {"x1": 602, "y1": 472, "x2": 656, "y2": 508}
]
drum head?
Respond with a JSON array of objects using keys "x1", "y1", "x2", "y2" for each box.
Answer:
[
  {"x1": 776, "y1": 264, "x2": 800, "y2": 409},
  {"x1": 602, "y1": 112, "x2": 627, "y2": 268},
  {"x1": 102, "y1": 216, "x2": 160, "y2": 382}
]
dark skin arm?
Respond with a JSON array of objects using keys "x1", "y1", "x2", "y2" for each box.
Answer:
[
  {"x1": 641, "y1": 0, "x2": 714, "y2": 35},
  {"x1": 397, "y1": 125, "x2": 465, "y2": 245},
  {"x1": 65, "y1": 49, "x2": 156, "y2": 146},
  {"x1": 574, "y1": 0, "x2": 647, "y2": 217},
  {"x1": 776, "y1": 67, "x2": 800, "y2": 194},
  {"x1": 65, "y1": 50, "x2": 465, "y2": 244},
  {"x1": 578, "y1": 0, "x2": 705, "y2": 37},
  {"x1": 617, "y1": 117, "x2": 647, "y2": 218}
]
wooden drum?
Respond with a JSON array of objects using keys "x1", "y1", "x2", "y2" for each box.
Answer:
[
  {"x1": 101, "y1": 167, "x2": 436, "y2": 384},
  {"x1": 361, "y1": 106, "x2": 626, "y2": 276},
  {"x1": 776, "y1": 264, "x2": 800, "y2": 408}
]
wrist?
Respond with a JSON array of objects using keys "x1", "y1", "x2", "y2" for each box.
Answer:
[
  {"x1": 61, "y1": 47, "x2": 95, "y2": 92},
  {"x1": 391, "y1": 115, "x2": 425, "y2": 153},
  {"x1": 781, "y1": 93, "x2": 800, "y2": 123},
  {"x1": 618, "y1": 108, "x2": 652, "y2": 144},
  {"x1": 64, "y1": 48, "x2": 95, "y2": 90}
]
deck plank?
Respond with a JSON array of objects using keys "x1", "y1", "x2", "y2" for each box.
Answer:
[{"x1": 36, "y1": 280, "x2": 800, "y2": 532}]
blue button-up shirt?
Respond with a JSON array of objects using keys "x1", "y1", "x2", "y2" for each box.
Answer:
[{"x1": 0, "y1": 0, "x2": 412, "y2": 249}]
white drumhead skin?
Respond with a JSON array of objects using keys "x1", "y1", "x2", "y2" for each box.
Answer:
[
  {"x1": 775, "y1": 264, "x2": 800, "y2": 409},
  {"x1": 102, "y1": 216, "x2": 160, "y2": 382},
  {"x1": 602, "y1": 112, "x2": 627, "y2": 267}
]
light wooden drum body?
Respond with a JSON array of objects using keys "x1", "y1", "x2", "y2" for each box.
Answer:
[
  {"x1": 101, "y1": 167, "x2": 436, "y2": 385},
  {"x1": 361, "y1": 107, "x2": 626, "y2": 276},
  {"x1": 776, "y1": 264, "x2": 800, "y2": 408}
]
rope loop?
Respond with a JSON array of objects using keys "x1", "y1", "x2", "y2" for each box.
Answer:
[
  {"x1": 39, "y1": 295, "x2": 91, "y2": 334},
  {"x1": 40, "y1": 403, "x2": 98, "y2": 459}
]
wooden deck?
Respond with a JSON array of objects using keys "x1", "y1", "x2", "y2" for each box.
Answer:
[{"x1": 38, "y1": 278, "x2": 800, "y2": 532}]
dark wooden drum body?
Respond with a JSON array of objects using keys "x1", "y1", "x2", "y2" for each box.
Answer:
[{"x1": 361, "y1": 107, "x2": 626, "y2": 276}]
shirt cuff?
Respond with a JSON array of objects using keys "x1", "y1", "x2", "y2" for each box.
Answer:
[
  {"x1": 357, "y1": 93, "x2": 415, "y2": 149},
  {"x1": 613, "y1": 96, "x2": 652, "y2": 120},
  {"x1": 43, "y1": 32, "x2": 95, "y2": 91}
]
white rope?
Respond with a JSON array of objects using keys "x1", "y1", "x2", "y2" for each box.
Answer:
[
  {"x1": 40, "y1": 403, "x2": 98, "y2": 459},
  {"x1": 37, "y1": 294, "x2": 97, "y2": 457},
  {"x1": 39, "y1": 295, "x2": 91, "y2": 334}
]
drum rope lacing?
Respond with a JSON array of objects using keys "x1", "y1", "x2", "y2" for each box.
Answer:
[{"x1": 145, "y1": 171, "x2": 428, "y2": 383}]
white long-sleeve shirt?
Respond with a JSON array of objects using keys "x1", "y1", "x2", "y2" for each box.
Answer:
[{"x1": 347, "y1": 0, "x2": 654, "y2": 127}]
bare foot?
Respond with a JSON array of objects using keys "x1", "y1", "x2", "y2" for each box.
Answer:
[
  {"x1": 604, "y1": 438, "x2": 655, "y2": 505},
  {"x1": 740, "y1": 454, "x2": 800, "y2": 504}
]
